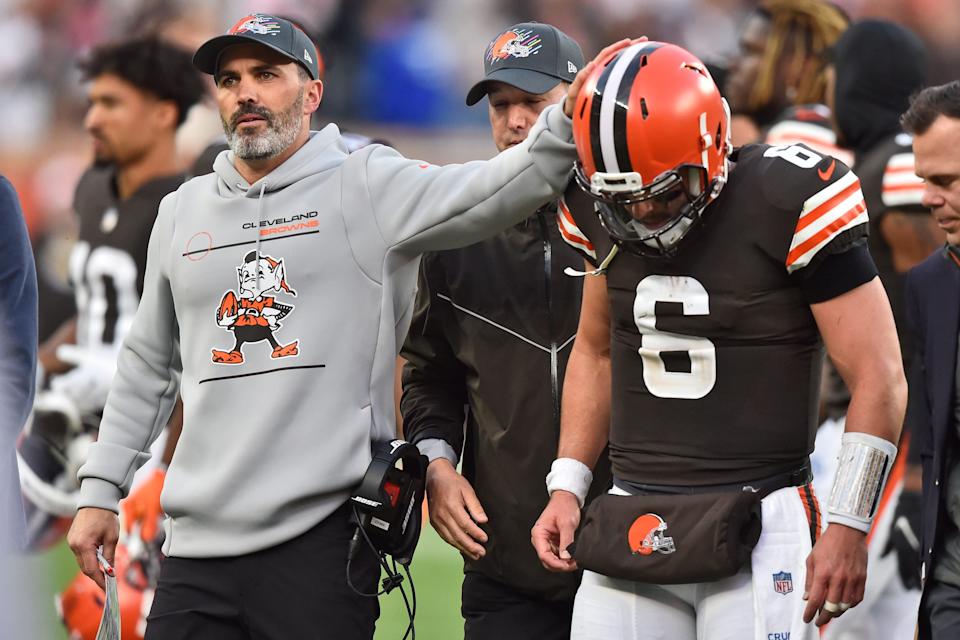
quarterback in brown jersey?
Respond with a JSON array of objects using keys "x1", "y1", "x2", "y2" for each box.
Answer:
[{"x1": 532, "y1": 41, "x2": 906, "y2": 640}]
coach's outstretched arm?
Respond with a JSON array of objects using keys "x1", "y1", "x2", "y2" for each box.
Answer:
[
  {"x1": 804, "y1": 276, "x2": 907, "y2": 626},
  {"x1": 532, "y1": 270, "x2": 611, "y2": 572},
  {"x1": 360, "y1": 40, "x2": 636, "y2": 256}
]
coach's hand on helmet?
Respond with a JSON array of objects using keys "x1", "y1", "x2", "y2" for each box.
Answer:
[
  {"x1": 67, "y1": 507, "x2": 120, "y2": 591},
  {"x1": 563, "y1": 38, "x2": 645, "y2": 119},
  {"x1": 532, "y1": 490, "x2": 580, "y2": 572},
  {"x1": 424, "y1": 458, "x2": 488, "y2": 561},
  {"x1": 802, "y1": 523, "x2": 868, "y2": 627}
]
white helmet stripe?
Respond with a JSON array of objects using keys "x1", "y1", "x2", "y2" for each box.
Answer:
[
  {"x1": 599, "y1": 43, "x2": 646, "y2": 175},
  {"x1": 699, "y1": 111, "x2": 709, "y2": 170}
]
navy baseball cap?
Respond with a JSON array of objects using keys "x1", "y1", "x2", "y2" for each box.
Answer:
[
  {"x1": 466, "y1": 22, "x2": 584, "y2": 106},
  {"x1": 193, "y1": 13, "x2": 321, "y2": 80}
]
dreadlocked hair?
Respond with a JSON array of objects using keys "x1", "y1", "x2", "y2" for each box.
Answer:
[{"x1": 750, "y1": 0, "x2": 849, "y2": 113}]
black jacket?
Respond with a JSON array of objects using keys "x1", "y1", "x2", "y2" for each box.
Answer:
[{"x1": 401, "y1": 204, "x2": 610, "y2": 602}]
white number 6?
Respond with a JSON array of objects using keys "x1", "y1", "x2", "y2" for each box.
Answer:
[{"x1": 633, "y1": 275, "x2": 716, "y2": 399}]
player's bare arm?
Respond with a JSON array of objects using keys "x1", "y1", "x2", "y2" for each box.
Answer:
[
  {"x1": 532, "y1": 268, "x2": 610, "y2": 572},
  {"x1": 804, "y1": 277, "x2": 907, "y2": 626}
]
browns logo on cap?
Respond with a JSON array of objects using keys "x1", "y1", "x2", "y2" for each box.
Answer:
[
  {"x1": 193, "y1": 13, "x2": 322, "y2": 81},
  {"x1": 465, "y1": 22, "x2": 584, "y2": 106}
]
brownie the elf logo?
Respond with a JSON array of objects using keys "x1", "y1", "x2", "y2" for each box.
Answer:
[{"x1": 212, "y1": 250, "x2": 299, "y2": 364}]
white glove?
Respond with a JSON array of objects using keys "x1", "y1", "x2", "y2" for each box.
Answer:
[{"x1": 50, "y1": 344, "x2": 119, "y2": 415}]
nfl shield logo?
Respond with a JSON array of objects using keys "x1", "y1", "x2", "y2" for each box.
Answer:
[{"x1": 773, "y1": 571, "x2": 793, "y2": 595}]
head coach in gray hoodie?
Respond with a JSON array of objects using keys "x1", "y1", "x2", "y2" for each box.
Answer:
[{"x1": 65, "y1": 11, "x2": 634, "y2": 639}]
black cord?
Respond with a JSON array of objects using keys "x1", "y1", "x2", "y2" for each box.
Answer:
[
  {"x1": 391, "y1": 558, "x2": 413, "y2": 639},
  {"x1": 346, "y1": 505, "x2": 418, "y2": 639},
  {"x1": 347, "y1": 506, "x2": 397, "y2": 598},
  {"x1": 401, "y1": 561, "x2": 416, "y2": 640},
  {"x1": 346, "y1": 552, "x2": 386, "y2": 598}
]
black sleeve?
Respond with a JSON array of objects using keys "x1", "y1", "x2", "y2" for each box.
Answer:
[
  {"x1": 399, "y1": 255, "x2": 467, "y2": 457},
  {"x1": 903, "y1": 270, "x2": 931, "y2": 464},
  {"x1": 794, "y1": 238, "x2": 878, "y2": 304}
]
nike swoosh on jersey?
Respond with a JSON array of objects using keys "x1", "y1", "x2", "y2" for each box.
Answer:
[{"x1": 817, "y1": 159, "x2": 836, "y2": 181}]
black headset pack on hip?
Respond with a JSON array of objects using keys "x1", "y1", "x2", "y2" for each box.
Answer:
[{"x1": 349, "y1": 439, "x2": 427, "y2": 566}]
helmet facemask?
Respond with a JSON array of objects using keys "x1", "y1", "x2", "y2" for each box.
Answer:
[{"x1": 576, "y1": 163, "x2": 719, "y2": 258}]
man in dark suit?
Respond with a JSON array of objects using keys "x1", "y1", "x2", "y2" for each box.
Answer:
[{"x1": 902, "y1": 80, "x2": 960, "y2": 639}]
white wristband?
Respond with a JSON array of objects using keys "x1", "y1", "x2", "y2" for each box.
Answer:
[
  {"x1": 826, "y1": 432, "x2": 898, "y2": 533},
  {"x1": 546, "y1": 457, "x2": 592, "y2": 508}
]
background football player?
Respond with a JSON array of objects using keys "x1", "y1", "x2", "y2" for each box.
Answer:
[
  {"x1": 811, "y1": 19, "x2": 941, "y2": 640},
  {"x1": 533, "y1": 41, "x2": 905, "y2": 639},
  {"x1": 725, "y1": 0, "x2": 851, "y2": 164},
  {"x1": 19, "y1": 35, "x2": 204, "y2": 552}
]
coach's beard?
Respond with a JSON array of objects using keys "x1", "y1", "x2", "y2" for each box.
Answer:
[{"x1": 224, "y1": 90, "x2": 304, "y2": 161}]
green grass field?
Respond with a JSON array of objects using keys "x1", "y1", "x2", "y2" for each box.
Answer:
[{"x1": 33, "y1": 525, "x2": 465, "y2": 639}]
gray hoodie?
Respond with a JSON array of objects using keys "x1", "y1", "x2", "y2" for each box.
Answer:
[{"x1": 77, "y1": 105, "x2": 575, "y2": 557}]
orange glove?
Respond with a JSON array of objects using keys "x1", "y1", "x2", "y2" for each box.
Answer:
[{"x1": 120, "y1": 467, "x2": 166, "y2": 542}]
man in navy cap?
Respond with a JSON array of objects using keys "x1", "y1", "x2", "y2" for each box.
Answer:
[
  {"x1": 401, "y1": 22, "x2": 609, "y2": 639},
  {"x1": 66, "y1": 10, "x2": 631, "y2": 640}
]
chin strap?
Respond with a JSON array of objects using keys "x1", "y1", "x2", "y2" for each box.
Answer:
[{"x1": 564, "y1": 245, "x2": 620, "y2": 278}]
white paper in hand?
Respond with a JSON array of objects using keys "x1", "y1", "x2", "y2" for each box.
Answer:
[{"x1": 95, "y1": 547, "x2": 122, "y2": 640}]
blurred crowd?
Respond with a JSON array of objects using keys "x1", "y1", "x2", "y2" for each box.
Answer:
[{"x1": 3, "y1": 0, "x2": 960, "y2": 343}]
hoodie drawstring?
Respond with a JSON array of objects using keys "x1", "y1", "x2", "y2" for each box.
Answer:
[{"x1": 254, "y1": 181, "x2": 267, "y2": 296}]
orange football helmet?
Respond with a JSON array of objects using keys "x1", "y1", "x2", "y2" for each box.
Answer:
[
  {"x1": 628, "y1": 513, "x2": 676, "y2": 556},
  {"x1": 57, "y1": 543, "x2": 157, "y2": 640},
  {"x1": 572, "y1": 41, "x2": 732, "y2": 257}
]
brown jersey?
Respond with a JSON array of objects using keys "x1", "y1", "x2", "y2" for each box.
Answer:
[
  {"x1": 70, "y1": 168, "x2": 183, "y2": 349},
  {"x1": 560, "y1": 143, "x2": 876, "y2": 486}
]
